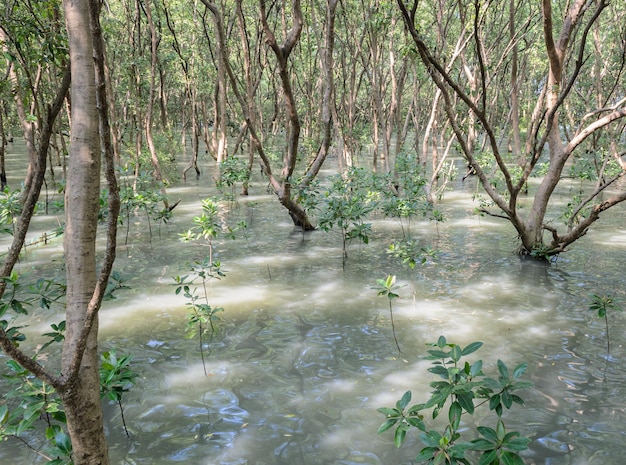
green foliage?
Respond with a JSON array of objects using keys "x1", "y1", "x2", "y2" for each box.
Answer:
[
  {"x1": 118, "y1": 169, "x2": 170, "y2": 244},
  {"x1": 44, "y1": 426, "x2": 73, "y2": 465},
  {"x1": 378, "y1": 336, "x2": 532, "y2": 464},
  {"x1": 381, "y1": 152, "x2": 432, "y2": 236},
  {"x1": 387, "y1": 240, "x2": 437, "y2": 269},
  {"x1": 104, "y1": 271, "x2": 131, "y2": 300},
  {"x1": 100, "y1": 351, "x2": 137, "y2": 436},
  {"x1": 0, "y1": 360, "x2": 71, "y2": 464},
  {"x1": 0, "y1": 267, "x2": 135, "y2": 459},
  {"x1": 174, "y1": 260, "x2": 226, "y2": 376},
  {"x1": 317, "y1": 167, "x2": 379, "y2": 261},
  {"x1": 0, "y1": 271, "x2": 33, "y2": 348},
  {"x1": 38, "y1": 321, "x2": 66, "y2": 354},
  {"x1": 373, "y1": 275, "x2": 403, "y2": 352},
  {"x1": 588, "y1": 294, "x2": 622, "y2": 355},
  {"x1": 179, "y1": 198, "x2": 247, "y2": 262},
  {"x1": 29, "y1": 278, "x2": 66, "y2": 310},
  {"x1": 0, "y1": 188, "x2": 22, "y2": 235},
  {"x1": 217, "y1": 157, "x2": 251, "y2": 200}
]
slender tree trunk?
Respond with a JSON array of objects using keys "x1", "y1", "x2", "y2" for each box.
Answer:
[
  {"x1": 0, "y1": 105, "x2": 6, "y2": 190},
  {"x1": 302, "y1": 0, "x2": 337, "y2": 184},
  {"x1": 144, "y1": 0, "x2": 170, "y2": 209},
  {"x1": 212, "y1": 3, "x2": 228, "y2": 163},
  {"x1": 235, "y1": 0, "x2": 257, "y2": 194},
  {"x1": 0, "y1": 32, "x2": 36, "y2": 198},
  {"x1": 509, "y1": 0, "x2": 521, "y2": 160},
  {"x1": 61, "y1": 0, "x2": 110, "y2": 462}
]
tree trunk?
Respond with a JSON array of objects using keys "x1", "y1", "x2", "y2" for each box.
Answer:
[
  {"x1": 61, "y1": 0, "x2": 110, "y2": 462},
  {"x1": 301, "y1": 0, "x2": 338, "y2": 184},
  {"x1": 144, "y1": 0, "x2": 170, "y2": 209}
]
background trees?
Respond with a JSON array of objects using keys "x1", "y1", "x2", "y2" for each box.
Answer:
[
  {"x1": 3, "y1": 0, "x2": 624, "y2": 247},
  {"x1": 396, "y1": 0, "x2": 626, "y2": 257}
]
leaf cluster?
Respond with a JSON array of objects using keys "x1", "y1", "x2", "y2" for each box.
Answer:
[{"x1": 377, "y1": 336, "x2": 533, "y2": 465}]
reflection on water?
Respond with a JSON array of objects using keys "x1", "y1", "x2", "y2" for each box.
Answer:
[{"x1": 0, "y1": 152, "x2": 625, "y2": 464}]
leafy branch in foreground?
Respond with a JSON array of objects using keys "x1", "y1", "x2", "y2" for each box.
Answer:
[
  {"x1": 100, "y1": 351, "x2": 137, "y2": 437},
  {"x1": 377, "y1": 336, "x2": 533, "y2": 464}
]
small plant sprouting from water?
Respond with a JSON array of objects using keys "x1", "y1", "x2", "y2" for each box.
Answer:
[
  {"x1": 174, "y1": 260, "x2": 226, "y2": 376},
  {"x1": 377, "y1": 336, "x2": 533, "y2": 465},
  {"x1": 373, "y1": 275, "x2": 403, "y2": 353},
  {"x1": 317, "y1": 168, "x2": 378, "y2": 264},
  {"x1": 588, "y1": 294, "x2": 621, "y2": 356},
  {"x1": 387, "y1": 241, "x2": 438, "y2": 270},
  {"x1": 100, "y1": 351, "x2": 137, "y2": 437},
  {"x1": 180, "y1": 198, "x2": 248, "y2": 263}
]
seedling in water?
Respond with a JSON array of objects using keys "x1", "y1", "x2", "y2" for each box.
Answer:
[
  {"x1": 374, "y1": 275, "x2": 403, "y2": 353},
  {"x1": 589, "y1": 294, "x2": 621, "y2": 356}
]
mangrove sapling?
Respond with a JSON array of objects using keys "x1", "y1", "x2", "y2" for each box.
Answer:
[
  {"x1": 1, "y1": 360, "x2": 73, "y2": 464},
  {"x1": 0, "y1": 188, "x2": 22, "y2": 235},
  {"x1": 180, "y1": 198, "x2": 220, "y2": 262},
  {"x1": 174, "y1": 260, "x2": 226, "y2": 376},
  {"x1": 377, "y1": 336, "x2": 533, "y2": 465},
  {"x1": 217, "y1": 156, "x2": 251, "y2": 203},
  {"x1": 589, "y1": 294, "x2": 622, "y2": 356},
  {"x1": 387, "y1": 241, "x2": 438, "y2": 270},
  {"x1": 180, "y1": 197, "x2": 249, "y2": 261},
  {"x1": 373, "y1": 275, "x2": 403, "y2": 353},
  {"x1": 99, "y1": 351, "x2": 137, "y2": 437},
  {"x1": 317, "y1": 168, "x2": 378, "y2": 263}
]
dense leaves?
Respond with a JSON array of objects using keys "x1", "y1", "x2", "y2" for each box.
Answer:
[{"x1": 378, "y1": 336, "x2": 533, "y2": 464}]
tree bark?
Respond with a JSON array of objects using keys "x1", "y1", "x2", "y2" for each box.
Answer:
[{"x1": 61, "y1": 0, "x2": 110, "y2": 462}]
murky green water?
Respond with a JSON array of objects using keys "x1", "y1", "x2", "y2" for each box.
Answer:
[{"x1": 1, "y1": 144, "x2": 625, "y2": 464}]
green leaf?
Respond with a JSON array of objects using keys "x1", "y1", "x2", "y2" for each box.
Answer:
[
  {"x1": 479, "y1": 449, "x2": 498, "y2": 465},
  {"x1": 421, "y1": 430, "x2": 443, "y2": 447},
  {"x1": 407, "y1": 416, "x2": 426, "y2": 431},
  {"x1": 427, "y1": 349, "x2": 451, "y2": 359},
  {"x1": 497, "y1": 359, "x2": 509, "y2": 380},
  {"x1": 503, "y1": 436, "x2": 531, "y2": 451},
  {"x1": 428, "y1": 365, "x2": 450, "y2": 378},
  {"x1": 377, "y1": 407, "x2": 399, "y2": 417},
  {"x1": 502, "y1": 389, "x2": 513, "y2": 409},
  {"x1": 477, "y1": 426, "x2": 498, "y2": 443},
  {"x1": 450, "y1": 345, "x2": 462, "y2": 362},
  {"x1": 470, "y1": 360, "x2": 483, "y2": 377},
  {"x1": 377, "y1": 418, "x2": 398, "y2": 434},
  {"x1": 496, "y1": 418, "x2": 506, "y2": 441},
  {"x1": 54, "y1": 431, "x2": 72, "y2": 454},
  {"x1": 461, "y1": 341, "x2": 483, "y2": 356},
  {"x1": 396, "y1": 390, "x2": 412, "y2": 410},
  {"x1": 512, "y1": 363, "x2": 527, "y2": 379},
  {"x1": 394, "y1": 424, "x2": 408, "y2": 448},
  {"x1": 415, "y1": 446, "x2": 438, "y2": 462},
  {"x1": 489, "y1": 393, "x2": 501, "y2": 411},
  {"x1": 444, "y1": 404, "x2": 459, "y2": 434},
  {"x1": 501, "y1": 450, "x2": 526, "y2": 465},
  {"x1": 456, "y1": 391, "x2": 475, "y2": 414},
  {"x1": 470, "y1": 438, "x2": 497, "y2": 451}
]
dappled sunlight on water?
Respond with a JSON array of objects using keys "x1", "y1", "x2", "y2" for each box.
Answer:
[{"x1": 1, "y1": 151, "x2": 626, "y2": 464}]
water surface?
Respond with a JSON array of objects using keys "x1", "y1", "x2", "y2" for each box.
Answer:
[{"x1": 1, "y1": 147, "x2": 625, "y2": 465}]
